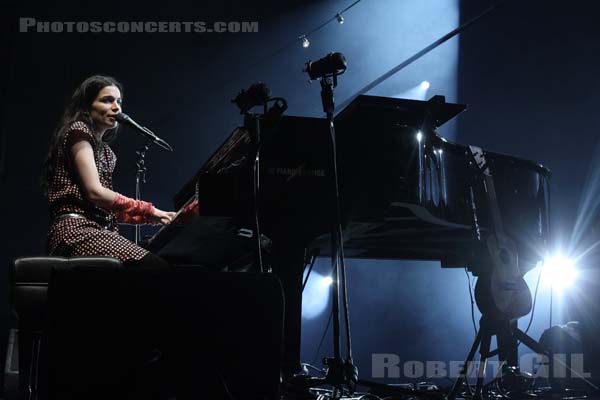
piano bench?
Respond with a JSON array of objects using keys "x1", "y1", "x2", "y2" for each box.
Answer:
[{"x1": 9, "y1": 256, "x2": 123, "y2": 398}]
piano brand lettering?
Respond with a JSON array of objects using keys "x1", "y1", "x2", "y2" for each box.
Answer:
[
  {"x1": 267, "y1": 167, "x2": 326, "y2": 179},
  {"x1": 19, "y1": 18, "x2": 259, "y2": 34},
  {"x1": 371, "y1": 353, "x2": 592, "y2": 379}
]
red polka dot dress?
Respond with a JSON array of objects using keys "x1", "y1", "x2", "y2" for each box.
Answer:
[{"x1": 47, "y1": 121, "x2": 149, "y2": 261}]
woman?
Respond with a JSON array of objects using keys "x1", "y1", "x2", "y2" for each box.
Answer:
[{"x1": 43, "y1": 75, "x2": 176, "y2": 268}]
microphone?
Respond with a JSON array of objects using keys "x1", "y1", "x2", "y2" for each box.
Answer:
[
  {"x1": 304, "y1": 52, "x2": 347, "y2": 80},
  {"x1": 231, "y1": 82, "x2": 271, "y2": 114},
  {"x1": 115, "y1": 113, "x2": 173, "y2": 151}
]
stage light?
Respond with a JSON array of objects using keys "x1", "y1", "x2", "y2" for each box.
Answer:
[
  {"x1": 300, "y1": 35, "x2": 310, "y2": 48},
  {"x1": 416, "y1": 131, "x2": 423, "y2": 142},
  {"x1": 542, "y1": 254, "x2": 577, "y2": 292},
  {"x1": 302, "y1": 271, "x2": 331, "y2": 319},
  {"x1": 336, "y1": 13, "x2": 344, "y2": 24},
  {"x1": 420, "y1": 81, "x2": 430, "y2": 90}
]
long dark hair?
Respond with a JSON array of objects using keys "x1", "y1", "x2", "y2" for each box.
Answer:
[{"x1": 42, "y1": 75, "x2": 123, "y2": 194}]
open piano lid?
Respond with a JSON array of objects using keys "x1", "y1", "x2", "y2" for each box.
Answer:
[{"x1": 335, "y1": 94, "x2": 467, "y2": 129}]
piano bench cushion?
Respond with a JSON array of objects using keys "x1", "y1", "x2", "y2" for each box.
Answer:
[{"x1": 12, "y1": 256, "x2": 123, "y2": 283}]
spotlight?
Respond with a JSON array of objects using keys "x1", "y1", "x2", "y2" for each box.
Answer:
[
  {"x1": 542, "y1": 254, "x2": 577, "y2": 291},
  {"x1": 231, "y1": 82, "x2": 271, "y2": 114},
  {"x1": 302, "y1": 271, "x2": 332, "y2": 319},
  {"x1": 336, "y1": 13, "x2": 344, "y2": 24},
  {"x1": 304, "y1": 52, "x2": 347, "y2": 80},
  {"x1": 300, "y1": 35, "x2": 310, "y2": 48},
  {"x1": 420, "y1": 81, "x2": 430, "y2": 90},
  {"x1": 416, "y1": 131, "x2": 423, "y2": 142}
]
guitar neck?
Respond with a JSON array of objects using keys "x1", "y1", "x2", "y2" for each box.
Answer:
[{"x1": 483, "y1": 174, "x2": 505, "y2": 236}]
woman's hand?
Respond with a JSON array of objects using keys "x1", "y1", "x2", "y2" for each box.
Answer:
[{"x1": 152, "y1": 208, "x2": 177, "y2": 225}]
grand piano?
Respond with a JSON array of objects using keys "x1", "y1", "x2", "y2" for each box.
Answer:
[{"x1": 145, "y1": 94, "x2": 551, "y2": 372}]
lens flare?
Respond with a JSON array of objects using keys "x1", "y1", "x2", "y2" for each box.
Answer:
[
  {"x1": 542, "y1": 254, "x2": 577, "y2": 291},
  {"x1": 302, "y1": 271, "x2": 331, "y2": 319}
]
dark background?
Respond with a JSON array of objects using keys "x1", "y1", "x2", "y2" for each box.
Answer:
[{"x1": 1, "y1": 0, "x2": 599, "y2": 388}]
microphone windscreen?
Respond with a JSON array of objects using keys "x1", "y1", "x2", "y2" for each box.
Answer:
[{"x1": 115, "y1": 113, "x2": 130, "y2": 123}]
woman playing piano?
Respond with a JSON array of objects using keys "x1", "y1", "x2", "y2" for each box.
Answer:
[{"x1": 43, "y1": 75, "x2": 176, "y2": 268}]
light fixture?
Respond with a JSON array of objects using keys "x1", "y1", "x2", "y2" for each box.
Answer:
[
  {"x1": 302, "y1": 271, "x2": 332, "y2": 319},
  {"x1": 420, "y1": 81, "x2": 430, "y2": 90},
  {"x1": 542, "y1": 254, "x2": 577, "y2": 292},
  {"x1": 416, "y1": 131, "x2": 423, "y2": 142},
  {"x1": 336, "y1": 13, "x2": 344, "y2": 24},
  {"x1": 300, "y1": 35, "x2": 310, "y2": 48}
]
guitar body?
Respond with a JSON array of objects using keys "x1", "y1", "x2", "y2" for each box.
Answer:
[
  {"x1": 475, "y1": 233, "x2": 532, "y2": 320},
  {"x1": 468, "y1": 145, "x2": 533, "y2": 320}
]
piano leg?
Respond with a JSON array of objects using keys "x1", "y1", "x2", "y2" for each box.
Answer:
[{"x1": 271, "y1": 234, "x2": 307, "y2": 375}]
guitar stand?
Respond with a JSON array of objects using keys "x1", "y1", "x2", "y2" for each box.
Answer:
[{"x1": 448, "y1": 315, "x2": 550, "y2": 400}]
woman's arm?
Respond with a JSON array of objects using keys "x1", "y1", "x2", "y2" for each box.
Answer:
[
  {"x1": 71, "y1": 139, "x2": 175, "y2": 224},
  {"x1": 71, "y1": 139, "x2": 117, "y2": 207}
]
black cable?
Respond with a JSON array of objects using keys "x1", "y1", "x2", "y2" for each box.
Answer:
[
  {"x1": 339, "y1": 0, "x2": 363, "y2": 14},
  {"x1": 312, "y1": 308, "x2": 334, "y2": 366},
  {"x1": 216, "y1": 371, "x2": 236, "y2": 400},
  {"x1": 464, "y1": 267, "x2": 478, "y2": 335},
  {"x1": 549, "y1": 284, "x2": 553, "y2": 328},
  {"x1": 357, "y1": 395, "x2": 382, "y2": 400},
  {"x1": 249, "y1": 97, "x2": 287, "y2": 274},
  {"x1": 302, "y1": 252, "x2": 318, "y2": 291},
  {"x1": 303, "y1": 0, "x2": 364, "y2": 37},
  {"x1": 302, "y1": 362, "x2": 327, "y2": 376},
  {"x1": 525, "y1": 266, "x2": 543, "y2": 334},
  {"x1": 460, "y1": 268, "x2": 477, "y2": 397},
  {"x1": 443, "y1": 375, "x2": 473, "y2": 397},
  {"x1": 252, "y1": 120, "x2": 264, "y2": 273}
]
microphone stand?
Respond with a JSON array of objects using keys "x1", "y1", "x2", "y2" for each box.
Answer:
[
  {"x1": 250, "y1": 103, "x2": 268, "y2": 273},
  {"x1": 133, "y1": 139, "x2": 152, "y2": 245},
  {"x1": 304, "y1": 73, "x2": 358, "y2": 398}
]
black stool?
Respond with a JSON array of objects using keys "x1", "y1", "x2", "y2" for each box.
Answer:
[{"x1": 10, "y1": 256, "x2": 122, "y2": 400}]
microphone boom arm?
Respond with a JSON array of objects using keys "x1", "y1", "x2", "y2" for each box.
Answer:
[
  {"x1": 116, "y1": 112, "x2": 173, "y2": 152},
  {"x1": 142, "y1": 126, "x2": 173, "y2": 152}
]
